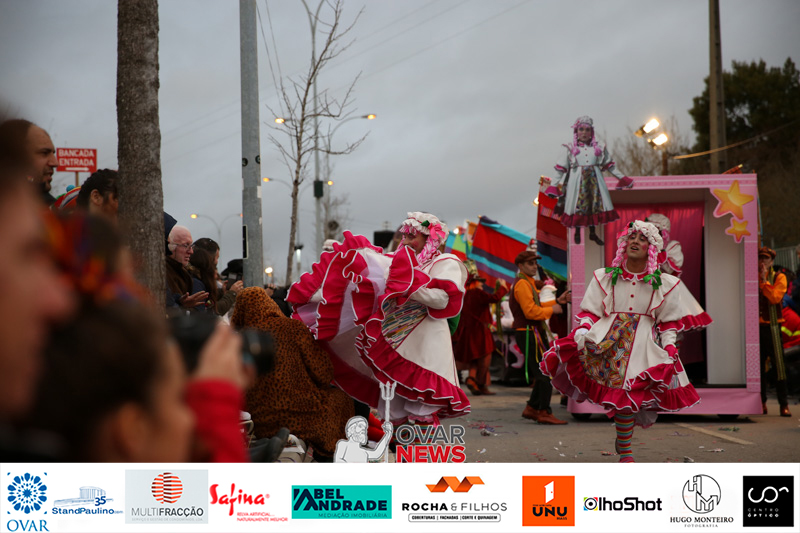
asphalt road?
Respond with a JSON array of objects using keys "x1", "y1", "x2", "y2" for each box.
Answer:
[{"x1": 446, "y1": 384, "x2": 800, "y2": 464}]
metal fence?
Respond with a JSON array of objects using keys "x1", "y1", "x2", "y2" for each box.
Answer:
[{"x1": 775, "y1": 245, "x2": 798, "y2": 273}]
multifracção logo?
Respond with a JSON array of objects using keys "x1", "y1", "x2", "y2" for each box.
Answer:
[
  {"x1": 522, "y1": 476, "x2": 574, "y2": 527},
  {"x1": 743, "y1": 476, "x2": 794, "y2": 528},
  {"x1": 291, "y1": 486, "x2": 391, "y2": 519},
  {"x1": 151, "y1": 473, "x2": 183, "y2": 504},
  {"x1": 395, "y1": 424, "x2": 466, "y2": 462}
]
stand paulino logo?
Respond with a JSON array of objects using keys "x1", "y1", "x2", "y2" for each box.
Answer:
[
  {"x1": 51, "y1": 485, "x2": 123, "y2": 516},
  {"x1": 291, "y1": 486, "x2": 391, "y2": 519},
  {"x1": 4, "y1": 472, "x2": 49, "y2": 533},
  {"x1": 522, "y1": 476, "x2": 574, "y2": 527},
  {"x1": 125, "y1": 470, "x2": 208, "y2": 525},
  {"x1": 743, "y1": 476, "x2": 794, "y2": 528}
]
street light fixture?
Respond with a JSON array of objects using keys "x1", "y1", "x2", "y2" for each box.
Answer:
[
  {"x1": 635, "y1": 118, "x2": 660, "y2": 137},
  {"x1": 649, "y1": 133, "x2": 669, "y2": 147}
]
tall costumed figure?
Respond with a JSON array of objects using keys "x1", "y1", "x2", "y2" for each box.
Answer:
[{"x1": 543, "y1": 116, "x2": 633, "y2": 245}]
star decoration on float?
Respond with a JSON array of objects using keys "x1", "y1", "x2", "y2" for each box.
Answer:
[
  {"x1": 725, "y1": 218, "x2": 751, "y2": 243},
  {"x1": 712, "y1": 180, "x2": 754, "y2": 220}
]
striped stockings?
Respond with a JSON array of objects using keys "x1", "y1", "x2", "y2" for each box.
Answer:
[{"x1": 614, "y1": 413, "x2": 635, "y2": 463}]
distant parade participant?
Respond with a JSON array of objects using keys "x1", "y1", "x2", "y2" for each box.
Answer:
[
  {"x1": 287, "y1": 212, "x2": 469, "y2": 425},
  {"x1": 758, "y1": 247, "x2": 791, "y2": 417},
  {"x1": 645, "y1": 213, "x2": 683, "y2": 276},
  {"x1": 544, "y1": 116, "x2": 633, "y2": 245},
  {"x1": 510, "y1": 250, "x2": 569, "y2": 425},
  {"x1": 540, "y1": 221, "x2": 703, "y2": 462}
]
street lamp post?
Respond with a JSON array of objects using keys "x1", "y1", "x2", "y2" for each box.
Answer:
[
  {"x1": 189, "y1": 212, "x2": 242, "y2": 244},
  {"x1": 634, "y1": 118, "x2": 671, "y2": 176}
]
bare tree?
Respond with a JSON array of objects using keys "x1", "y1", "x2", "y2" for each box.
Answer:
[
  {"x1": 117, "y1": 0, "x2": 165, "y2": 306},
  {"x1": 611, "y1": 115, "x2": 695, "y2": 176},
  {"x1": 266, "y1": 0, "x2": 365, "y2": 286}
]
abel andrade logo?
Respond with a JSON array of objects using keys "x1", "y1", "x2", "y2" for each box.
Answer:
[{"x1": 291, "y1": 486, "x2": 391, "y2": 519}]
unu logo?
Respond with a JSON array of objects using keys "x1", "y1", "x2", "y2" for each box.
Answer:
[
  {"x1": 151, "y1": 473, "x2": 183, "y2": 504},
  {"x1": 210, "y1": 483, "x2": 268, "y2": 516}
]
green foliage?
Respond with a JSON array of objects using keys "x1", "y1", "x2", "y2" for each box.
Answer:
[{"x1": 688, "y1": 58, "x2": 800, "y2": 247}]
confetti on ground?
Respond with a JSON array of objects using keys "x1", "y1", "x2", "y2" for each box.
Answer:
[
  {"x1": 480, "y1": 428, "x2": 498, "y2": 437},
  {"x1": 478, "y1": 448, "x2": 486, "y2": 454},
  {"x1": 684, "y1": 456, "x2": 695, "y2": 463},
  {"x1": 705, "y1": 448, "x2": 725, "y2": 453},
  {"x1": 559, "y1": 453, "x2": 565, "y2": 457},
  {"x1": 669, "y1": 431, "x2": 691, "y2": 437},
  {"x1": 699, "y1": 446, "x2": 705, "y2": 449},
  {"x1": 719, "y1": 427, "x2": 740, "y2": 432},
  {"x1": 601, "y1": 451, "x2": 616, "y2": 456}
]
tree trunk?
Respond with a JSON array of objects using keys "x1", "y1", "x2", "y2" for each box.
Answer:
[
  {"x1": 116, "y1": 0, "x2": 165, "y2": 307},
  {"x1": 285, "y1": 184, "x2": 299, "y2": 286}
]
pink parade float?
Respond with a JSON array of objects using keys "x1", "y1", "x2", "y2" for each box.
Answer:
[{"x1": 562, "y1": 172, "x2": 761, "y2": 419}]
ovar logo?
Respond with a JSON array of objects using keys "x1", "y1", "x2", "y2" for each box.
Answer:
[
  {"x1": 4, "y1": 472, "x2": 49, "y2": 533},
  {"x1": 151, "y1": 473, "x2": 183, "y2": 504},
  {"x1": 522, "y1": 476, "x2": 574, "y2": 527},
  {"x1": 682, "y1": 475, "x2": 721, "y2": 514},
  {"x1": 426, "y1": 477, "x2": 484, "y2": 493},
  {"x1": 743, "y1": 476, "x2": 794, "y2": 528}
]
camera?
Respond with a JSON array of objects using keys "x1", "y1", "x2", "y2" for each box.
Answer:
[{"x1": 168, "y1": 313, "x2": 275, "y2": 376}]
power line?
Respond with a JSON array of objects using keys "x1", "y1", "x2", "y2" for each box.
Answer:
[{"x1": 672, "y1": 118, "x2": 800, "y2": 160}]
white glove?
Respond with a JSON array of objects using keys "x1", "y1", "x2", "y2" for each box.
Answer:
[{"x1": 573, "y1": 327, "x2": 590, "y2": 350}]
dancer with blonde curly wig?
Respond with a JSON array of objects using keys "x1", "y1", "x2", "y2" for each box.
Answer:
[{"x1": 540, "y1": 220, "x2": 704, "y2": 462}]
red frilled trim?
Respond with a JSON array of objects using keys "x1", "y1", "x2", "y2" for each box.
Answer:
[
  {"x1": 540, "y1": 336, "x2": 700, "y2": 429},
  {"x1": 576, "y1": 311, "x2": 600, "y2": 325},
  {"x1": 561, "y1": 210, "x2": 620, "y2": 228},
  {"x1": 356, "y1": 248, "x2": 470, "y2": 421},
  {"x1": 657, "y1": 312, "x2": 713, "y2": 333},
  {"x1": 288, "y1": 232, "x2": 469, "y2": 423}
]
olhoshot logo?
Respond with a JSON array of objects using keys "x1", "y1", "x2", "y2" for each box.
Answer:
[
  {"x1": 51, "y1": 485, "x2": 123, "y2": 517},
  {"x1": 4, "y1": 472, "x2": 49, "y2": 533},
  {"x1": 583, "y1": 495, "x2": 663, "y2": 512},
  {"x1": 670, "y1": 474, "x2": 734, "y2": 528},
  {"x1": 743, "y1": 476, "x2": 794, "y2": 528},
  {"x1": 522, "y1": 476, "x2": 574, "y2": 527},
  {"x1": 403, "y1": 477, "x2": 505, "y2": 523},
  {"x1": 125, "y1": 470, "x2": 208, "y2": 525},
  {"x1": 395, "y1": 424, "x2": 466, "y2": 462},
  {"x1": 291, "y1": 486, "x2": 391, "y2": 519}
]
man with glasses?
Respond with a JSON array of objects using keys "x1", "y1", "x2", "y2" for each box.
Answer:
[{"x1": 166, "y1": 225, "x2": 209, "y2": 311}]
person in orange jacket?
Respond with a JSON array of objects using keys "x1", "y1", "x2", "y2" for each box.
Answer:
[{"x1": 758, "y1": 247, "x2": 791, "y2": 417}]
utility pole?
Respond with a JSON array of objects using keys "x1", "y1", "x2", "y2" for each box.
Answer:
[
  {"x1": 709, "y1": 0, "x2": 727, "y2": 174},
  {"x1": 239, "y1": 0, "x2": 264, "y2": 288}
]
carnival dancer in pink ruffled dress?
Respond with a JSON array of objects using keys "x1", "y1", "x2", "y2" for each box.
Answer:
[
  {"x1": 540, "y1": 220, "x2": 703, "y2": 462},
  {"x1": 543, "y1": 116, "x2": 633, "y2": 245},
  {"x1": 287, "y1": 212, "x2": 469, "y2": 425}
]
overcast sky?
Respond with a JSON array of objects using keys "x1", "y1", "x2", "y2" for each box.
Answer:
[{"x1": 1, "y1": 0, "x2": 798, "y2": 281}]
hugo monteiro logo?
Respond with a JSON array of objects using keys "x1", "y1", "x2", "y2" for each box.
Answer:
[
  {"x1": 743, "y1": 476, "x2": 794, "y2": 528},
  {"x1": 291, "y1": 486, "x2": 391, "y2": 519},
  {"x1": 682, "y1": 475, "x2": 721, "y2": 514},
  {"x1": 151, "y1": 472, "x2": 183, "y2": 504},
  {"x1": 427, "y1": 477, "x2": 483, "y2": 493},
  {"x1": 125, "y1": 470, "x2": 208, "y2": 525},
  {"x1": 522, "y1": 476, "x2": 574, "y2": 527},
  {"x1": 5, "y1": 472, "x2": 49, "y2": 533},
  {"x1": 582, "y1": 495, "x2": 663, "y2": 511},
  {"x1": 670, "y1": 475, "x2": 734, "y2": 527}
]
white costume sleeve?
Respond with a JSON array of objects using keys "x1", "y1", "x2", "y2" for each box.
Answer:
[
  {"x1": 550, "y1": 146, "x2": 571, "y2": 188},
  {"x1": 600, "y1": 145, "x2": 626, "y2": 180}
]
